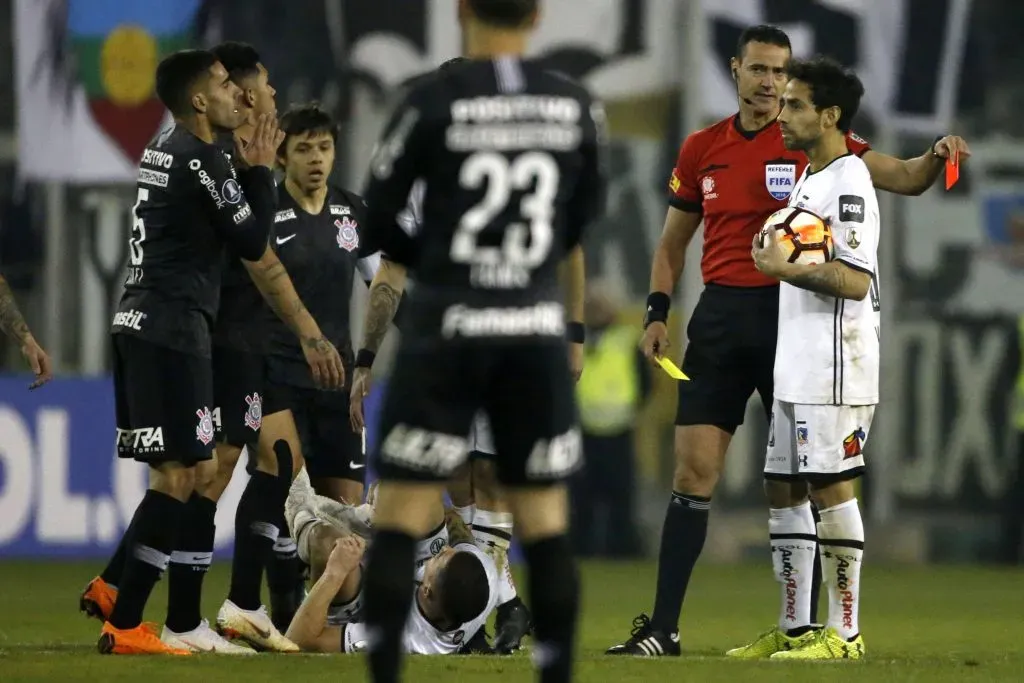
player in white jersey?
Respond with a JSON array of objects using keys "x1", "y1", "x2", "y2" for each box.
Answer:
[
  {"x1": 744, "y1": 57, "x2": 875, "y2": 660},
  {"x1": 282, "y1": 467, "x2": 497, "y2": 654}
]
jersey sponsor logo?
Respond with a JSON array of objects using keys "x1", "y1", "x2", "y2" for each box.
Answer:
[
  {"x1": 244, "y1": 393, "x2": 262, "y2": 432},
  {"x1": 222, "y1": 179, "x2": 242, "y2": 204},
  {"x1": 275, "y1": 209, "x2": 297, "y2": 223},
  {"x1": 441, "y1": 302, "x2": 565, "y2": 339},
  {"x1": 845, "y1": 227, "x2": 861, "y2": 249},
  {"x1": 842, "y1": 427, "x2": 865, "y2": 458},
  {"x1": 195, "y1": 407, "x2": 215, "y2": 445},
  {"x1": 668, "y1": 169, "x2": 681, "y2": 193},
  {"x1": 335, "y1": 217, "x2": 359, "y2": 251},
  {"x1": 141, "y1": 149, "x2": 174, "y2": 169},
  {"x1": 848, "y1": 132, "x2": 868, "y2": 145},
  {"x1": 111, "y1": 309, "x2": 146, "y2": 331},
  {"x1": 189, "y1": 159, "x2": 202, "y2": 170},
  {"x1": 138, "y1": 168, "x2": 168, "y2": 188},
  {"x1": 195, "y1": 168, "x2": 224, "y2": 208},
  {"x1": 116, "y1": 426, "x2": 165, "y2": 455},
  {"x1": 429, "y1": 537, "x2": 446, "y2": 556},
  {"x1": 380, "y1": 424, "x2": 467, "y2": 475},
  {"x1": 765, "y1": 162, "x2": 797, "y2": 201},
  {"x1": 330, "y1": 204, "x2": 351, "y2": 216},
  {"x1": 701, "y1": 175, "x2": 718, "y2": 200},
  {"x1": 232, "y1": 203, "x2": 252, "y2": 224},
  {"x1": 839, "y1": 195, "x2": 865, "y2": 223}
]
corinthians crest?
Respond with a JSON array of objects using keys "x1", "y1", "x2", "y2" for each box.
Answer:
[
  {"x1": 336, "y1": 217, "x2": 359, "y2": 251},
  {"x1": 244, "y1": 392, "x2": 262, "y2": 432},
  {"x1": 195, "y1": 407, "x2": 214, "y2": 445}
]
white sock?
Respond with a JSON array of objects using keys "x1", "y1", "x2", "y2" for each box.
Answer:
[
  {"x1": 472, "y1": 508, "x2": 517, "y2": 604},
  {"x1": 453, "y1": 504, "x2": 476, "y2": 528},
  {"x1": 816, "y1": 498, "x2": 864, "y2": 640},
  {"x1": 769, "y1": 502, "x2": 817, "y2": 631}
]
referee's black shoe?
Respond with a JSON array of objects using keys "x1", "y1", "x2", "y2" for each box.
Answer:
[
  {"x1": 605, "y1": 613, "x2": 681, "y2": 656},
  {"x1": 492, "y1": 597, "x2": 532, "y2": 654}
]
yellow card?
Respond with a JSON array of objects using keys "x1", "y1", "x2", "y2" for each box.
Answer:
[{"x1": 656, "y1": 356, "x2": 689, "y2": 380}]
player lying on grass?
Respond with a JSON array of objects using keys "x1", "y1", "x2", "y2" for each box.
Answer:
[{"x1": 283, "y1": 469, "x2": 497, "y2": 654}]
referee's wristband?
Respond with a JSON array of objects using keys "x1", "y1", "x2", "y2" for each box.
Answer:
[
  {"x1": 566, "y1": 321, "x2": 585, "y2": 344},
  {"x1": 355, "y1": 348, "x2": 376, "y2": 369},
  {"x1": 644, "y1": 292, "x2": 671, "y2": 328},
  {"x1": 931, "y1": 135, "x2": 946, "y2": 156}
]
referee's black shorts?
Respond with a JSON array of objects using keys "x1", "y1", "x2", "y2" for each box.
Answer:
[{"x1": 675, "y1": 283, "x2": 779, "y2": 433}]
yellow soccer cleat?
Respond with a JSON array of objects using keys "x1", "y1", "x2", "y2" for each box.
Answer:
[
  {"x1": 769, "y1": 626, "x2": 865, "y2": 660},
  {"x1": 725, "y1": 626, "x2": 818, "y2": 659}
]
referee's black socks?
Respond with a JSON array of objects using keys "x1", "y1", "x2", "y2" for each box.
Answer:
[
  {"x1": 165, "y1": 492, "x2": 216, "y2": 634},
  {"x1": 108, "y1": 489, "x2": 184, "y2": 630},
  {"x1": 227, "y1": 470, "x2": 281, "y2": 610},
  {"x1": 522, "y1": 534, "x2": 579, "y2": 683},
  {"x1": 363, "y1": 529, "x2": 416, "y2": 683},
  {"x1": 651, "y1": 491, "x2": 711, "y2": 634}
]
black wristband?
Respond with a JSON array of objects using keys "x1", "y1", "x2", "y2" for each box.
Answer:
[
  {"x1": 644, "y1": 292, "x2": 671, "y2": 328},
  {"x1": 355, "y1": 348, "x2": 376, "y2": 369},
  {"x1": 931, "y1": 135, "x2": 945, "y2": 156},
  {"x1": 566, "y1": 321, "x2": 585, "y2": 344}
]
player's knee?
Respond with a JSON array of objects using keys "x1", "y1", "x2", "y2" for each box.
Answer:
[
  {"x1": 149, "y1": 463, "x2": 197, "y2": 501},
  {"x1": 471, "y1": 459, "x2": 505, "y2": 509},
  {"x1": 192, "y1": 458, "x2": 219, "y2": 497},
  {"x1": 763, "y1": 478, "x2": 808, "y2": 508},
  {"x1": 672, "y1": 425, "x2": 730, "y2": 495},
  {"x1": 808, "y1": 478, "x2": 856, "y2": 509}
]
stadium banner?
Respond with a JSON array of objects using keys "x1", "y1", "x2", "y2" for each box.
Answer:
[
  {"x1": 0, "y1": 377, "x2": 386, "y2": 558},
  {"x1": 699, "y1": 0, "x2": 971, "y2": 134},
  {"x1": 13, "y1": 0, "x2": 201, "y2": 182}
]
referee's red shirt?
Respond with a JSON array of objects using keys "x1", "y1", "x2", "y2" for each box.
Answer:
[{"x1": 668, "y1": 115, "x2": 871, "y2": 287}]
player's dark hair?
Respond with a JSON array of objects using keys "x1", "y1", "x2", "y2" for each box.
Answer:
[
  {"x1": 787, "y1": 56, "x2": 865, "y2": 132},
  {"x1": 736, "y1": 24, "x2": 792, "y2": 59},
  {"x1": 277, "y1": 103, "x2": 339, "y2": 156},
  {"x1": 466, "y1": 0, "x2": 538, "y2": 28},
  {"x1": 155, "y1": 49, "x2": 219, "y2": 117},
  {"x1": 436, "y1": 551, "x2": 490, "y2": 628},
  {"x1": 211, "y1": 41, "x2": 261, "y2": 83}
]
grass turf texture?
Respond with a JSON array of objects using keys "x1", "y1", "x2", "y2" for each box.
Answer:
[{"x1": 1, "y1": 561, "x2": 1021, "y2": 682}]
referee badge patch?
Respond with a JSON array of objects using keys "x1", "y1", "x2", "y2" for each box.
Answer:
[
  {"x1": 335, "y1": 217, "x2": 359, "y2": 251},
  {"x1": 765, "y1": 162, "x2": 797, "y2": 201}
]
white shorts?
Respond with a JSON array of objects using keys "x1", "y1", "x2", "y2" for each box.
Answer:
[
  {"x1": 468, "y1": 411, "x2": 495, "y2": 455},
  {"x1": 763, "y1": 400, "x2": 874, "y2": 479}
]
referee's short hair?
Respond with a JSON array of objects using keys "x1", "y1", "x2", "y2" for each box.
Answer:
[
  {"x1": 466, "y1": 0, "x2": 538, "y2": 28},
  {"x1": 787, "y1": 56, "x2": 865, "y2": 132},
  {"x1": 736, "y1": 24, "x2": 792, "y2": 59},
  {"x1": 155, "y1": 49, "x2": 219, "y2": 117}
]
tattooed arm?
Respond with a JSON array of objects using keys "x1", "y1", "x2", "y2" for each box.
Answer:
[
  {"x1": 776, "y1": 261, "x2": 871, "y2": 301},
  {"x1": 1, "y1": 275, "x2": 53, "y2": 388},
  {"x1": 243, "y1": 246, "x2": 345, "y2": 390}
]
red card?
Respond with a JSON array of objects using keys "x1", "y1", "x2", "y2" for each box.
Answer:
[{"x1": 945, "y1": 152, "x2": 960, "y2": 190}]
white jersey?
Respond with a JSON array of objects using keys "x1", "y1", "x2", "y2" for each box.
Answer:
[
  {"x1": 341, "y1": 542, "x2": 499, "y2": 654},
  {"x1": 774, "y1": 153, "x2": 880, "y2": 406}
]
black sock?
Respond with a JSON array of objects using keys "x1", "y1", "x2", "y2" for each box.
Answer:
[
  {"x1": 165, "y1": 493, "x2": 216, "y2": 633},
  {"x1": 108, "y1": 490, "x2": 184, "y2": 630},
  {"x1": 809, "y1": 502, "x2": 823, "y2": 624},
  {"x1": 100, "y1": 504, "x2": 143, "y2": 588},
  {"x1": 227, "y1": 471, "x2": 281, "y2": 610},
  {"x1": 363, "y1": 530, "x2": 416, "y2": 683},
  {"x1": 522, "y1": 535, "x2": 579, "y2": 683},
  {"x1": 650, "y1": 492, "x2": 710, "y2": 634},
  {"x1": 266, "y1": 514, "x2": 303, "y2": 632}
]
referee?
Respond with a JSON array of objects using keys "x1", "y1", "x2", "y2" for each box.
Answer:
[{"x1": 607, "y1": 24, "x2": 970, "y2": 657}]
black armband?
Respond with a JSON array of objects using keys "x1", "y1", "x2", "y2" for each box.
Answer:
[
  {"x1": 566, "y1": 321, "x2": 585, "y2": 344},
  {"x1": 355, "y1": 349, "x2": 376, "y2": 369},
  {"x1": 643, "y1": 292, "x2": 671, "y2": 328}
]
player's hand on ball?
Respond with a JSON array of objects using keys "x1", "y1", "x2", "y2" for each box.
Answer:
[
  {"x1": 21, "y1": 336, "x2": 53, "y2": 389},
  {"x1": 640, "y1": 321, "x2": 670, "y2": 362},
  {"x1": 236, "y1": 112, "x2": 284, "y2": 170},
  {"x1": 328, "y1": 536, "x2": 365, "y2": 574},
  {"x1": 568, "y1": 342, "x2": 584, "y2": 382},
  {"x1": 302, "y1": 335, "x2": 345, "y2": 391},
  {"x1": 752, "y1": 227, "x2": 786, "y2": 277},
  {"x1": 349, "y1": 367, "x2": 372, "y2": 432},
  {"x1": 933, "y1": 135, "x2": 971, "y2": 162}
]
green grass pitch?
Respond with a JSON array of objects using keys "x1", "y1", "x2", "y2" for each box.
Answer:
[{"x1": 1, "y1": 560, "x2": 1022, "y2": 682}]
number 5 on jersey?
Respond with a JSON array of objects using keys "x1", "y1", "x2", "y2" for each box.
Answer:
[
  {"x1": 130, "y1": 188, "x2": 149, "y2": 266},
  {"x1": 451, "y1": 151, "x2": 558, "y2": 282}
]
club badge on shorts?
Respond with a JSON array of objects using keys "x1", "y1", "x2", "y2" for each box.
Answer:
[
  {"x1": 765, "y1": 162, "x2": 797, "y2": 201},
  {"x1": 244, "y1": 392, "x2": 262, "y2": 432},
  {"x1": 195, "y1": 407, "x2": 215, "y2": 445},
  {"x1": 336, "y1": 217, "x2": 359, "y2": 251}
]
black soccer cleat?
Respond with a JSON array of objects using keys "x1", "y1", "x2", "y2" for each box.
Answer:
[
  {"x1": 457, "y1": 627, "x2": 493, "y2": 654},
  {"x1": 605, "y1": 613, "x2": 681, "y2": 657},
  {"x1": 492, "y1": 597, "x2": 533, "y2": 654}
]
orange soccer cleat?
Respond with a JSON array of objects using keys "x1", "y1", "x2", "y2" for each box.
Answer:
[
  {"x1": 98, "y1": 622, "x2": 191, "y2": 655},
  {"x1": 79, "y1": 576, "x2": 118, "y2": 622}
]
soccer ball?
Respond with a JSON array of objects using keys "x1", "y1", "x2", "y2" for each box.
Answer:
[{"x1": 759, "y1": 206, "x2": 833, "y2": 265}]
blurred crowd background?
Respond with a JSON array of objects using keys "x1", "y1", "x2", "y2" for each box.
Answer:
[{"x1": 0, "y1": 0, "x2": 1021, "y2": 565}]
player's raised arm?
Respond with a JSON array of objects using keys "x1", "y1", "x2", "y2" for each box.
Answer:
[
  {"x1": 861, "y1": 134, "x2": 971, "y2": 196},
  {"x1": 285, "y1": 536, "x2": 365, "y2": 652}
]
